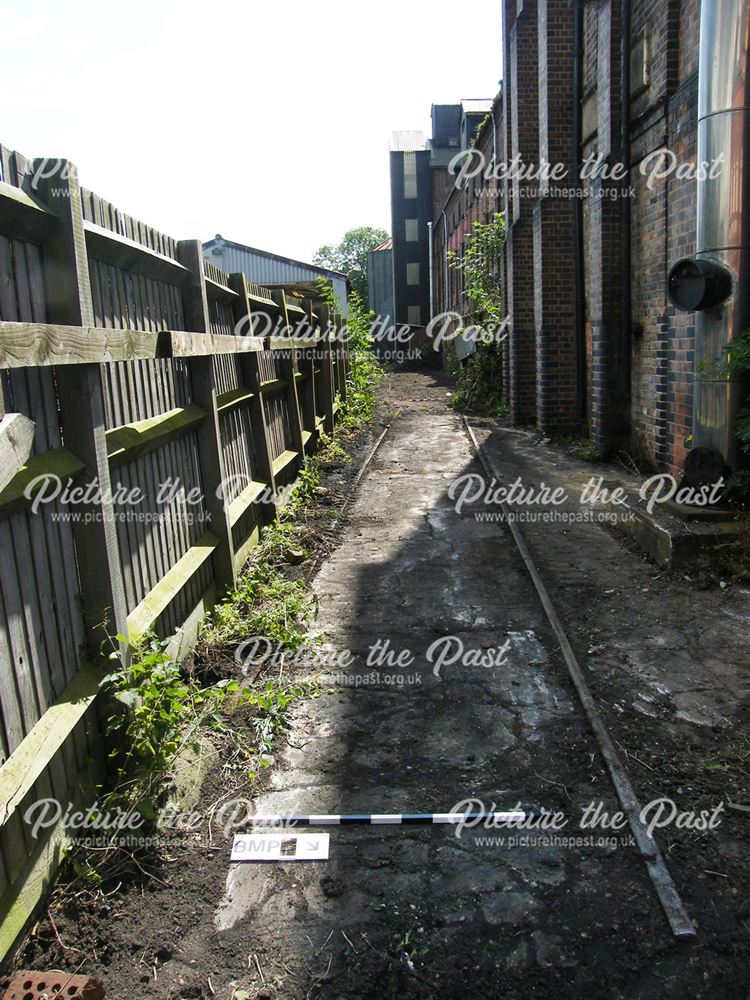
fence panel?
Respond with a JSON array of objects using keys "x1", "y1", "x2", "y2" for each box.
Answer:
[{"x1": 0, "y1": 143, "x2": 348, "y2": 959}]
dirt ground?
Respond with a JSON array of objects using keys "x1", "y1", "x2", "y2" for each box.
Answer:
[{"x1": 8, "y1": 365, "x2": 750, "y2": 1000}]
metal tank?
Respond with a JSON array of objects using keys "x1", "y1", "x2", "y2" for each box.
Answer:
[{"x1": 668, "y1": 0, "x2": 750, "y2": 468}]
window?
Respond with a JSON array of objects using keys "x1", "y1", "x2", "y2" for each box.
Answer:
[
  {"x1": 403, "y1": 153, "x2": 417, "y2": 199},
  {"x1": 408, "y1": 305, "x2": 421, "y2": 326},
  {"x1": 406, "y1": 262, "x2": 420, "y2": 285},
  {"x1": 405, "y1": 218, "x2": 419, "y2": 242}
]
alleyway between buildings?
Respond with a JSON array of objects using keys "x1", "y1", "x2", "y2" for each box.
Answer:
[{"x1": 26, "y1": 370, "x2": 750, "y2": 999}]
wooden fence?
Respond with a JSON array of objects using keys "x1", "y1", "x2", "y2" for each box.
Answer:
[{"x1": 0, "y1": 144, "x2": 349, "y2": 959}]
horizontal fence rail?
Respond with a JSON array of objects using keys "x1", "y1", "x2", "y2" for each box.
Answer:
[{"x1": 0, "y1": 142, "x2": 349, "y2": 960}]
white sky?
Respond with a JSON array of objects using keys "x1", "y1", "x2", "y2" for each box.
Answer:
[{"x1": 0, "y1": 0, "x2": 502, "y2": 263}]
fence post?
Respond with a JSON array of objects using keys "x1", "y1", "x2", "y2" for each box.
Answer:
[
  {"x1": 176, "y1": 239, "x2": 236, "y2": 589},
  {"x1": 300, "y1": 300, "x2": 318, "y2": 452},
  {"x1": 317, "y1": 303, "x2": 335, "y2": 435},
  {"x1": 271, "y1": 291, "x2": 305, "y2": 473},
  {"x1": 334, "y1": 313, "x2": 348, "y2": 403},
  {"x1": 228, "y1": 273, "x2": 278, "y2": 521},
  {"x1": 33, "y1": 160, "x2": 128, "y2": 653}
]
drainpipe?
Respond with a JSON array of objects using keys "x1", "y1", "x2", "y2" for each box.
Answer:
[
  {"x1": 621, "y1": 0, "x2": 632, "y2": 422},
  {"x1": 441, "y1": 207, "x2": 449, "y2": 313},
  {"x1": 427, "y1": 220, "x2": 434, "y2": 320},
  {"x1": 489, "y1": 100, "x2": 499, "y2": 213},
  {"x1": 573, "y1": 0, "x2": 586, "y2": 423},
  {"x1": 668, "y1": 0, "x2": 750, "y2": 470}
]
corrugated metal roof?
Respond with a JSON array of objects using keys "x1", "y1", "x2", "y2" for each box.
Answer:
[
  {"x1": 369, "y1": 238, "x2": 393, "y2": 253},
  {"x1": 202, "y1": 238, "x2": 349, "y2": 313},
  {"x1": 390, "y1": 130, "x2": 428, "y2": 152},
  {"x1": 203, "y1": 236, "x2": 348, "y2": 281}
]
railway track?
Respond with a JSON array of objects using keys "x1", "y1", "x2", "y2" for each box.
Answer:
[
  {"x1": 462, "y1": 416, "x2": 695, "y2": 940},
  {"x1": 258, "y1": 411, "x2": 695, "y2": 940}
]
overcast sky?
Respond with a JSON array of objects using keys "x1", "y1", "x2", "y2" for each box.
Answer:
[{"x1": 0, "y1": 0, "x2": 502, "y2": 263}]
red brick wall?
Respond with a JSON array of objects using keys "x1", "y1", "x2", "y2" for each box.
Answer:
[
  {"x1": 628, "y1": 0, "x2": 699, "y2": 472},
  {"x1": 534, "y1": 0, "x2": 579, "y2": 433},
  {"x1": 499, "y1": 0, "x2": 701, "y2": 473},
  {"x1": 503, "y1": 0, "x2": 540, "y2": 424}
]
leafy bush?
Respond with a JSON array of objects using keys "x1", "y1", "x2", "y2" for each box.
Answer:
[
  {"x1": 702, "y1": 328, "x2": 750, "y2": 504},
  {"x1": 445, "y1": 213, "x2": 507, "y2": 416},
  {"x1": 448, "y1": 212, "x2": 506, "y2": 326},
  {"x1": 450, "y1": 342, "x2": 507, "y2": 417},
  {"x1": 316, "y1": 278, "x2": 383, "y2": 429}
]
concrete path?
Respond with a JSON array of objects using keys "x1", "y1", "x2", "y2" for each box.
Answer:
[{"x1": 214, "y1": 406, "x2": 656, "y2": 997}]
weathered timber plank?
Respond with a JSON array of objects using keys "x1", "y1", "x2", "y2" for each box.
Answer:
[
  {"x1": 84, "y1": 220, "x2": 188, "y2": 284},
  {"x1": 259, "y1": 377, "x2": 288, "y2": 395},
  {"x1": 0, "y1": 663, "x2": 101, "y2": 828},
  {"x1": 232, "y1": 524, "x2": 261, "y2": 574},
  {"x1": 216, "y1": 386, "x2": 255, "y2": 414},
  {"x1": 106, "y1": 405, "x2": 206, "y2": 468},
  {"x1": 271, "y1": 292, "x2": 305, "y2": 478},
  {"x1": 204, "y1": 275, "x2": 238, "y2": 301},
  {"x1": 0, "y1": 321, "x2": 159, "y2": 368},
  {"x1": 0, "y1": 759, "x2": 98, "y2": 962},
  {"x1": 167, "y1": 330, "x2": 264, "y2": 358},
  {"x1": 317, "y1": 304, "x2": 335, "y2": 435},
  {"x1": 0, "y1": 414, "x2": 35, "y2": 491},
  {"x1": 227, "y1": 479, "x2": 268, "y2": 528},
  {"x1": 271, "y1": 449, "x2": 298, "y2": 478},
  {"x1": 268, "y1": 335, "x2": 320, "y2": 350},
  {"x1": 126, "y1": 531, "x2": 219, "y2": 637},
  {"x1": 176, "y1": 240, "x2": 236, "y2": 590},
  {"x1": 240, "y1": 349, "x2": 279, "y2": 522},
  {"x1": 34, "y1": 161, "x2": 129, "y2": 648},
  {"x1": 0, "y1": 448, "x2": 85, "y2": 518},
  {"x1": 0, "y1": 181, "x2": 56, "y2": 244}
]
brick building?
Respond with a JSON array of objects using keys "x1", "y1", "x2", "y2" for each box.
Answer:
[
  {"x1": 457, "y1": 0, "x2": 749, "y2": 479},
  {"x1": 431, "y1": 93, "x2": 504, "y2": 360},
  {"x1": 389, "y1": 132, "x2": 433, "y2": 328},
  {"x1": 390, "y1": 104, "x2": 497, "y2": 332}
]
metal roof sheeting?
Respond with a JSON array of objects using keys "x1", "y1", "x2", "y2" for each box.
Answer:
[{"x1": 202, "y1": 237, "x2": 349, "y2": 311}]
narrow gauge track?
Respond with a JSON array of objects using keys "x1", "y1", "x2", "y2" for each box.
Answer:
[
  {"x1": 462, "y1": 416, "x2": 696, "y2": 941},
  {"x1": 261, "y1": 411, "x2": 694, "y2": 940}
]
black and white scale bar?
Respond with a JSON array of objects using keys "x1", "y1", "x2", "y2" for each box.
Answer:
[{"x1": 247, "y1": 811, "x2": 530, "y2": 826}]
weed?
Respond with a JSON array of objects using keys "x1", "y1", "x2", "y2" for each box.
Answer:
[
  {"x1": 443, "y1": 213, "x2": 508, "y2": 417},
  {"x1": 99, "y1": 633, "x2": 240, "y2": 812},
  {"x1": 318, "y1": 430, "x2": 351, "y2": 465},
  {"x1": 572, "y1": 439, "x2": 602, "y2": 463},
  {"x1": 316, "y1": 278, "x2": 384, "y2": 430},
  {"x1": 244, "y1": 679, "x2": 310, "y2": 757},
  {"x1": 449, "y1": 342, "x2": 508, "y2": 417},
  {"x1": 199, "y1": 560, "x2": 313, "y2": 653},
  {"x1": 701, "y1": 328, "x2": 750, "y2": 505}
]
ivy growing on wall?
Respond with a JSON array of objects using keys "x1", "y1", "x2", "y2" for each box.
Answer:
[
  {"x1": 447, "y1": 212, "x2": 506, "y2": 327},
  {"x1": 446, "y1": 212, "x2": 507, "y2": 416}
]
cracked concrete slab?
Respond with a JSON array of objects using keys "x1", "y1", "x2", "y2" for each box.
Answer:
[{"x1": 213, "y1": 409, "x2": 646, "y2": 979}]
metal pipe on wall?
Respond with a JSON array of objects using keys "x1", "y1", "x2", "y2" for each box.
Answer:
[
  {"x1": 573, "y1": 0, "x2": 586, "y2": 424},
  {"x1": 620, "y1": 0, "x2": 632, "y2": 421},
  {"x1": 427, "y1": 221, "x2": 434, "y2": 320},
  {"x1": 690, "y1": 0, "x2": 750, "y2": 467}
]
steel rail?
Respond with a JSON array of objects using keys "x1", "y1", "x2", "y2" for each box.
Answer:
[
  {"x1": 304, "y1": 423, "x2": 391, "y2": 584},
  {"x1": 462, "y1": 417, "x2": 696, "y2": 940}
]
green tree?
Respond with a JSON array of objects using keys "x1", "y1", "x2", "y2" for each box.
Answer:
[{"x1": 313, "y1": 226, "x2": 388, "y2": 303}]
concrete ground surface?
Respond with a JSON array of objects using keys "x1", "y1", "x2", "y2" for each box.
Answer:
[{"x1": 14, "y1": 368, "x2": 750, "y2": 999}]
